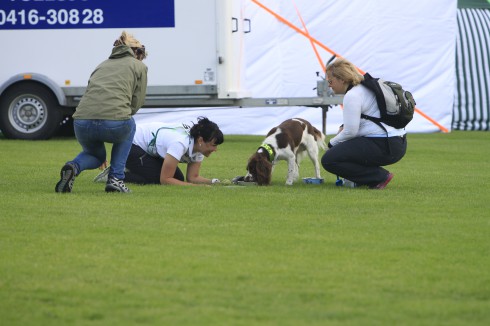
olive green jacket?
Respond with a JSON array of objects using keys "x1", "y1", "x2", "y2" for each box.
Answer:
[{"x1": 73, "y1": 45, "x2": 148, "y2": 120}]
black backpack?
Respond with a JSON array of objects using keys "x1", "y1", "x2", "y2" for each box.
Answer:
[{"x1": 360, "y1": 72, "x2": 416, "y2": 131}]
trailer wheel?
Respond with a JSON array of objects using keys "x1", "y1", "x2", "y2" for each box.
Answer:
[{"x1": 0, "y1": 82, "x2": 63, "y2": 140}]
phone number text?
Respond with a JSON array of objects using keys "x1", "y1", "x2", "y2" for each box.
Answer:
[{"x1": 0, "y1": 9, "x2": 103, "y2": 26}]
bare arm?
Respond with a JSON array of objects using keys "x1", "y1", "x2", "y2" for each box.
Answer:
[
  {"x1": 186, "y1": 162, "x2": 214, "y2": 184},
  {"x1": 160, "y1": 154, "x2": 199, "y2": 186}
]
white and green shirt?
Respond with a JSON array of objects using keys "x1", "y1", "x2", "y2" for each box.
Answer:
[{"x1": 133, "y1": 122, "x2": 204, "y2": 163}]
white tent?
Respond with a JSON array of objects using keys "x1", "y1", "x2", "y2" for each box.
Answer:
[{"x1": 135, "y1": 0, "x2": 457, "y2": 135}]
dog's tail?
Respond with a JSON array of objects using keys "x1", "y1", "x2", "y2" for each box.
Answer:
[{"x1": 313, "y1": 127, "x2": 327, "y2": 150}]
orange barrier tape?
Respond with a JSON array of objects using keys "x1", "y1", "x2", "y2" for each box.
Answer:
[
  {"x1": 292, "y1": 1, "x2": 325, "y2": 73},
  {"x1": 251, "y1": 0, "x2": 449, "y2": 133},
  {"x1": 415, "y1": 108, "x2": 448, "y2": 132},
  {"x1": 251, "y1": 1, "x2": 342, "y2": 62}
]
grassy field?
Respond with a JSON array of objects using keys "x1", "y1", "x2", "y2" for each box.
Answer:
[{"x1": 1, "y1": 131, "x2": 489, "y2": 325}]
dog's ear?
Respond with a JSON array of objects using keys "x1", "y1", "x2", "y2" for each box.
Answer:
[
  {"x1": 255, "y1": 159, "x2": 272, "y2": 185},
  {"x1": 244, "y1": 156, "x2": 258, "y2": 182},
  {"x1": 246, "y1": 156, "x2": 256, "y2": 173}
]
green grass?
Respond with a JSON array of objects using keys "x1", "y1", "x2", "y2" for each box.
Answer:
[{"x1": 1, "y1": 131, "x2": 490, "y2": 325}]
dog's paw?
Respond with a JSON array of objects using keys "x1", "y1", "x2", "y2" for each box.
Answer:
[{"x1": 285, "y1": 179, "x2": 294, "y2": 186}]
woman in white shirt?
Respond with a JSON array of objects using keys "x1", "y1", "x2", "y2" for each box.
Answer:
[
  {"x1": 125, "y1": 116, "x2": 224, "y2": 186},
  {"x1": 321, "y1": 58, "x2": 407, "y2": 189}
]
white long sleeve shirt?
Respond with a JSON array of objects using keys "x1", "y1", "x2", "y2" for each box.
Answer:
[{"x1": 329, "y1": 84, "x2": 406, "y2": 146}]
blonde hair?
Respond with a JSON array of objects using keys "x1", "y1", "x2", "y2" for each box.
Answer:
[
  {"x1": 326, "y1": 58, "x2": 364, "y2": 86},
  {"x1": 113, "y1": 31, "x2": 147, "y2": 60},
  {"x1": 113, "y1": 31, "x2": 142, "y2": 48}
]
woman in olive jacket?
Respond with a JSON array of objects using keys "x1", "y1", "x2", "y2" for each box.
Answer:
[{"x1": 55, "y1": 31, "x2": 148, "y2": 193}]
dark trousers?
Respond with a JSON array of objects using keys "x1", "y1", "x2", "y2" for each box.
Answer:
[
  {"x1": 321, "y1": 136, "x2": 407, "y2": 187},
  {"x1": 125, "y1": 144, "x2": 185, "y2": 184}
]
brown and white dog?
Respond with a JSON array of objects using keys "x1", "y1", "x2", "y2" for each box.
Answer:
[{"x1": 244, "y1": 118, "x2": 326, "y2": 185}]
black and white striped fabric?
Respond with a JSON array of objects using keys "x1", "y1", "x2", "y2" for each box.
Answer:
[{"x1": 453, "y1": 8, "x2": 490, "y2": 130}]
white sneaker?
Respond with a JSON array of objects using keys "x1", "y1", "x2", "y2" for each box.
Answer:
[
  {"x1": 336, "y1": 178, "x2": 358, "y2": 188},
  {"x1": 93, "y1": 166, "x2": 110, "y2": 183},
  {"x1": 342, "y1": 179, "x2": 358, "y2": 188}
]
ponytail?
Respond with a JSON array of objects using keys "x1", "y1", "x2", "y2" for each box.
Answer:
[{"x1": 189, "y1": 117, "x2": 224, "y2": 145}]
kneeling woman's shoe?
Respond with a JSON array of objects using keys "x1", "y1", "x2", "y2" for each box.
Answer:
[
  {"x1": 105, "y1": 177, "x2": 131, "y2": 193},
  {"x1": 55, "y1": 163, "x2": 76, "y2": 193}
]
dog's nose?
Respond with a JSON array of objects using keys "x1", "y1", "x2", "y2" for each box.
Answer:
[{"x1": 244, "y1": 175, "x2": 254, "y2": 182}]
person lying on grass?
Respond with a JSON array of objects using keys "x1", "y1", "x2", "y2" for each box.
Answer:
[{"x1": 94, "y1": 116, "x2": 224, "y2": 186}]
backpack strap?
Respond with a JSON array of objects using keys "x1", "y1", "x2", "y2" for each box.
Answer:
[
  {"x1": 360, "y1": 72, "x2": 389, "y2": 137},
  {"x1": 361, "y1": 73, "x2": 387, "y2": 116},
  {"x1": 360, "y1": 114, "x2": 388, "y2": 135},
  {"x1": 361, "y1": 72, "x2": 391, "y2": 153},
  {"x1": 360, "y1": 114, "x2": 392, "y2": 154}
]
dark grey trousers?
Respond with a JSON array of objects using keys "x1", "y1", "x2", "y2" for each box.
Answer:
[
  {"x1": 321, "y1": 135, "x2": 407, "y2": 187},
  {"x1": 125, "y1": 144, "x2": 185, "y2": 184}
]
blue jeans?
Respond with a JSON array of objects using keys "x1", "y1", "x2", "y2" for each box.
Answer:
[{"x1": 70, "y1": 118, "x2": 136, "y2": 180}]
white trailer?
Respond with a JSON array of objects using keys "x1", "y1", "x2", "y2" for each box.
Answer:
[{"x1": 0, "y1": 0, "x2": 339, "y2": 140}]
